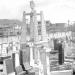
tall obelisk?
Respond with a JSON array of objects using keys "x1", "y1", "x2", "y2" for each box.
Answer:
[{"x1": 20, "y1": 11, "x2": 26, "y2": 44}]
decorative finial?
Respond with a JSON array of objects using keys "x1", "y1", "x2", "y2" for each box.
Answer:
[{"x1": 30, "y1": 0, "x2": 35, "y2": 10}]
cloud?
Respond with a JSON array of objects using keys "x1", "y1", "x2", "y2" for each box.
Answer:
[
  {"x1": 0, "y1": 0, "x2": 30, "y2": 19},
  {"x1": 36, "y1": 0, "x2": 75, "y2": 23},
  {"x1": 0, "y1": 0, "x2": 75, "y2": 23}
]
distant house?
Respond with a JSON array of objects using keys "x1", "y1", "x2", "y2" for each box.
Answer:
[
  {"x1": 48, "y1": 23, "x2": 66, "y2": 33},
  {"x1": 0, "y1": 19, "x2": 22, "y2": 37},
  {"x1": 46, "y1": 22, "x2": 72, "y2": 39}
]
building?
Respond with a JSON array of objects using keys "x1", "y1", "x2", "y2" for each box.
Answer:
[{"x1": 0, "y1": 19, "x2": 22, "y2": 37}]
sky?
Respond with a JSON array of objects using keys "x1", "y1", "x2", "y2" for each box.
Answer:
[{"x1": 0, "y1": 0, "x2": 75, "y2": 23}]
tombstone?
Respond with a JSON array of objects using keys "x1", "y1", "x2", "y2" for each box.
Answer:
[
  {"x1": 15, "y1": 65, "x2": 26, "y2": 75},
  {"x1": 20, "y1": 44, "x2": 30, "y2": 65},
  {"x1": 53, "y1": 39, "x2": 59, "y2": 50},
  {"x1": 12, "y1": 53, "x2": 15, "y2": 71},
  {"x1": 3, "y1": 58, "x2": 15, "y2": 75},
  {"x1": 58, "y1": 43, "x2": 64, "y2": 65},
  {"x1": 15, "y1": 53, "x2": 20, "y2": 67}
]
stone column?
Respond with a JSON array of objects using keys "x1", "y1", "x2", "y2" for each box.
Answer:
[
  {"x1": 30, "y1": 43, "x2": 34, "y2": 67},
  {"x1": 20, "y1": 11, "x2": 26, "y2": 44},
  {"x1": 30, "y1": 12, "x2": 34, "y2": 40},
  {"x1": 39, "y1": 48, "x2": 47, "y2": 75},
  {"x1": 40, "y1": 11, "x2": 47, "y2": 41},
  {"x1": 33, "y1": 10, "x2": 39, "y2": 43},
  {"x1": 31, "y1": 10, "x2": 39, "y2": 64},
  {"x1": 46, "y1": 52, "x2": 51, "y2": 75}
]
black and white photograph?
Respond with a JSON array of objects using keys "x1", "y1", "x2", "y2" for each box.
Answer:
[{"x1": 0, "y1": 0, "x2": 75, "y2": 75}]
